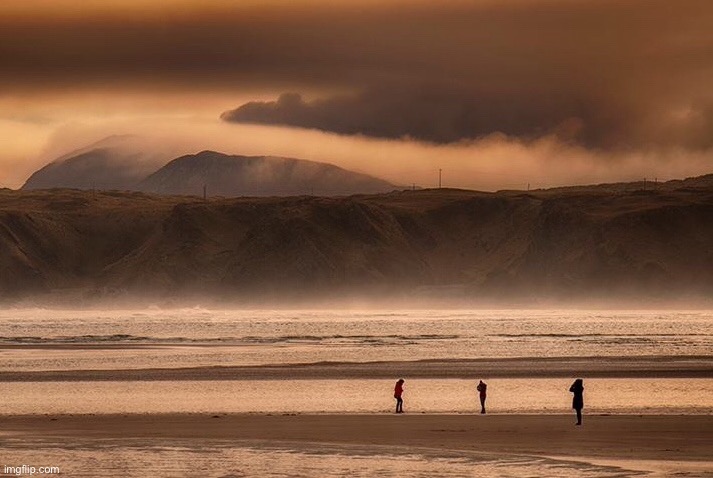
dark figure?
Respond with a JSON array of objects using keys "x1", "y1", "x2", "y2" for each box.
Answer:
[
  {"x1": 394, "y1": 379, "x2": 404, "y2": 413},
  {"x1": 476, "y1": 380, "x2": 487, "y2": 414},
  {"x1": 569, "y1": 379, "x2": 584, "y2": 425}
]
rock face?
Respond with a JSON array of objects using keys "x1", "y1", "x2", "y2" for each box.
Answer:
[
  {"x1": 21, "y1": 136, "x2": 167, "y2": 192},
  {"x1": 1, "y1": 179, "x2": 713, "y2": 303},
  {"x1": 137, "y1": 151, "x2": 396, "y2": 197}
]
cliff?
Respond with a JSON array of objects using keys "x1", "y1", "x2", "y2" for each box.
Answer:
[{"x1": 1, "y1": 181, "x2": 712, "y2": 304}]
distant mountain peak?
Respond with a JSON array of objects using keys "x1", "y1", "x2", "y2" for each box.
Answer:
[{"x1": 23, "y1": 148, "x2": 156, "y2": 192}]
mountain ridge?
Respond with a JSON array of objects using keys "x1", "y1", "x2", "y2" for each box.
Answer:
[{"x1": 22, "y1": 141, "x2": 397, "y2": 197}]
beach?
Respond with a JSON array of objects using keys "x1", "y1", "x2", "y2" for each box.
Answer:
[
  {"x1": 3, "y1": 413, "x2": 711, "y2": 461},
  {"x1": 1, "y1": 414, "x2": 711, "y2": 477},
  {"x1": 1, "y1": 309, "x2": 711, "y2": 476}
]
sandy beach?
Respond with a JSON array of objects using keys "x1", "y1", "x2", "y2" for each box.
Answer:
[
  {"x1": 1, "y1": 310, "x2": 710, "y2": 475},
  {"x1": 2, "y1": 413, "x2": 711, "y2": 463},
  {"x1": 1, "y1": 355, "x2": 710, "y2": 381}
]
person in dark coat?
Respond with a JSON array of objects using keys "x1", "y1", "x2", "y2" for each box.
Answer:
[
  {"x1": 394, "y1": 379, "x2": 404, "y2": 413},
  {"x1": 569, "y1": 378, "x2": 584, "y2": 425},
  {"x1": 476, "y1": 380, "x2": 487, "y2": 414}
]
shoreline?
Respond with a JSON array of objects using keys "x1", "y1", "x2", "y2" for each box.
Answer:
[
  {"x1": 2, "y1": 414, "x2": 711, "y2": 463},
  {"x1": 1, "y1": 355, "x2": 711, "y2": 381}
]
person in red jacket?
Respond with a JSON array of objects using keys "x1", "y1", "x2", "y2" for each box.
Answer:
[
  {"x1": 476, "y1": 380, "x2": 487, "y2": 414},
  {"x1": 394, "y1": 379, "x2": 405, "y2": 413}
]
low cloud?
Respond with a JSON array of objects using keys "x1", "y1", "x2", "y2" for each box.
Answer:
[
  {"x1": 28, "y1": 117, "x2": 713, "y2": 192},
  {"x1": 220, "y1": 86, "x2": 675, "y2": 149}
]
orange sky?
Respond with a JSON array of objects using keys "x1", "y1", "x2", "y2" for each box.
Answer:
[{"x1": 1, "y1": 0, "x2": 712, "y2": 189}]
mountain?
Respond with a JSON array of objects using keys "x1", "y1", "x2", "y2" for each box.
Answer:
[
  {"x1": 1, "y1": 177, "x2": 712, "y2": 304},
  {"x1": 22, "y1": 142, "x2": 397, "y2": 197},
  {"x1": 21, "y1": 136, "x2": 169, "y2": 191},
  {"x1": 137, "y1": 150, "x2": 396, "y2": 197}
]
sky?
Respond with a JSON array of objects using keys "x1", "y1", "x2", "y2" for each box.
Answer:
[{"x1": 1, "y1": 0, "x2": 712, "y2": 190}]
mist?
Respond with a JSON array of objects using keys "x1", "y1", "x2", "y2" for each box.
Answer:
[{"x1": 20, "y1": 115, "x2": 713, "y2": 192}]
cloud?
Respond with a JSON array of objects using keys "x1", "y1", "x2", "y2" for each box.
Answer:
[
  {"x1": 25, "y1": 116, "x2": 713, "y2": 193},
  {"x1": 1, "y1": 0, "x2": 712, "y2": 186},
  {"x1": 221, "y1": 85, "x2": 713, "y2": 149},
  {"x1": 219, "y1": 87, "x2": 600, "y2": 146},
  {"x1": 220, "y1": 0, "x2": 713, "y2": 150}
]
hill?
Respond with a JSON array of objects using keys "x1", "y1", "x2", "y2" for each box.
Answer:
[
  {"x1": 21, "y1": 136, "x2": 169, "y2": 191},
  {"x1": 137, "y1": 150, "x2": 396, "y2": 197},
  {"x1": 518, "y1": 173, "x2": 713, "y2": 195},
  {"x1": 1, "y1": 179, "x2": 712, "y2": 304},
  {"x1": 22, "y1": 142, "x2": 396, "y2": 198}
]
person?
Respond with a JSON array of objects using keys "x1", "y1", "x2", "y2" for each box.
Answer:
[
  {"x1": 569, "y1": 378, "x2": 584, "y2": 425},
  {"x1": 394, "y1": 379, "x2": 404, "y2": 413},
  {"x1": 476, "y1": 380, "x2": 487, "y2": 414}
]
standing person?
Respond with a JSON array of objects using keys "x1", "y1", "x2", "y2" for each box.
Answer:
[
  {"x1": 476, "y1": 380, "x2": 487, "y2": 414},
  {"x1": 394, "y1": 379, "x2": 405, "y2": 414},
  {"x1": 569, "y1": 379, "x2": 584, "y2": 425}
]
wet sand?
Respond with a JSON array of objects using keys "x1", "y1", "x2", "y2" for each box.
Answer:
[
  {"x1": 2, "y1": 414, "x2": 711, "y2": 463},
  {"x1": 1, "y1": 355, "x2": 711, "y2": 381}
]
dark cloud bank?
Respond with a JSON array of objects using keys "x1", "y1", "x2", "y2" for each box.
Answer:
[
  {"x1": 221, "y1": 89, "x2": 713, "y2": 150},
  {"x1": 2, "y1": 0, "x2": 713, "y2": 152},
  {"x1": 213, "y1": 0, "x2": 713, "y2": 151}
]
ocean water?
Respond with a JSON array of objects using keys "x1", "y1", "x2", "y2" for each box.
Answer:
[
  {"x1": 1, "y1": 309, "x2": 711, "y2": 414},
  {"x1": 0, "y1": 309, "x2": 711, "y2": 371}
]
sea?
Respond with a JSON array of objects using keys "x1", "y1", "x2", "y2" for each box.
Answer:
[{"x1": 0, "y1": 308, "x2": 711, "y2": 477}]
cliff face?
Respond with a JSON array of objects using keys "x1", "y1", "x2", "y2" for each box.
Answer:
[{"x1": 1, "y1": 184, "x2": 712, "y2": 303}]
